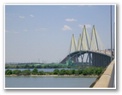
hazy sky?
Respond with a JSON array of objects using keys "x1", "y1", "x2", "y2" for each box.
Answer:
[{"x1": 5, "y1": 5, "x2": 115, "y2": 63}]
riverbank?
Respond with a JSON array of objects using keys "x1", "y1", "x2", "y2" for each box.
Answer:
[
  {"x1": 5, "y1": 67, "x2": 104, "y2": 77},
  {"x1": 5, "y1": 74, "x2": 98, "y2": 78}
]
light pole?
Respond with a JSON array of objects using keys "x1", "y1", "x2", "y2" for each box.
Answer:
[{"x1": 110, "y1": 5, "x2": 113, "y2": 61}]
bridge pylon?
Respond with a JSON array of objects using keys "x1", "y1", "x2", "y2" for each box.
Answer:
[
  {"x1": 81, "y1": 25, "x2": 90, "y2": 50},
  {"x1": 77, "y1": 34, "x2": 82, "y2": 51},
  {"x1": 69, "y1": 25, "x2": 105, "y2": 52},
  {"x1": 90, "y1": 25, "x2": 105, "y2": 51},
  {"x1": 76, "y1": 25, "x2": 91, "y2": 51},
  {"x1": 69, "y1": 34, "x2": 77, "y2": 54}
]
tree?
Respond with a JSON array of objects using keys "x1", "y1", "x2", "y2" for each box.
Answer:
[
  {"x1": 53, "y1": 69, "x2": 59, "y2": 75},
  {"x1": 38, "y1": 71, "x2": 45, "y2": 75},
  {"x1": 12, "y1": 70, "x2": 21, "y2": 75},
  {"x1": 65, "y1": 70, "x2": 72, "y2": 75},
  {"x1": 71, "y1": 69, "x2": 75, "y2": 74},
  {"x1": 15, "y1": 65, "x2": 19, "y2": 69},
  {"x1": 59, "y1": 69, "x2": 66, "y2": 75},
  {"x1": 77, "y1": 69, "x2": 83, "y2": 74},
  {"x1": 5, "y1": 69, "x2": 12, "y2": 75},
  {"x1": 82, "y1": 69, "x2": 88, "y2": 75},
  {"x1": 24, "y1": 64, "x2": 29, "y2": 68},
  {"x1": 75, "y1": 70, "x2": 80, "y2": 75},
  {"x1": 32, "y1": 68, "x2": 38, "y2": 75},
  {"x1": 94, "y1": 68, "x2": 103, "y2": 75},
  {"x1": 22, "y1": 70, "x2": 31, "y2": 75}
]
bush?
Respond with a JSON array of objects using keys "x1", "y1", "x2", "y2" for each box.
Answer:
[
  {"x1": 75, "y1": 70, "x2": 80, "y2": 75},
  {"x1": 59, "y1": 69, "x2": 66, "y2": 75},
  {"x1": 71, "y1": 69, "x2": 75, "y2": 74},
  {"x1": 32, "y1": 68, "x2": 38, "y2": 75},
  {"x1": 77, "y1": 69, "x2": 83, "y2": 74},
  {"x1": 38, "y1": 71, "x2": 45, "y2": 75},
  {"x1": 94, "y1": 68, "x2": 103, "y2": 75},
  {"x1": 53, "y1": 69, "x2": 59, "y2": 75},
  {"x1": 65, "y1": 70, "x2": 72, "y2": 75},
  {"x1": 82, "y1": 69, "x2": 86, "y2": 75},
  {"x1": 5, "y1": 69, "x2": 12, "y2": 75},
  {"x1": 21, "y1": 70, "x2": 31, "y2": 75},
  {"x1": 12, "y1": 70, "x2": 21, "y2": 75},
  {"x1": 46, "y1": 72, "x2": 53, "y2": 75}
]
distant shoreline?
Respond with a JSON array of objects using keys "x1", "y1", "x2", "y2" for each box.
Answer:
[{"x1": 5, "y1": 74, "x2": 98, "y2": 78}]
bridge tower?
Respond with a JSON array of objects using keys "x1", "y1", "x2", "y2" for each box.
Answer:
[
  {"x1": 69, "y1": 34, "x2": 77, "y2": 53},
  {"x1": 81, "y1": 25, "x2": 90, "y2": 50},
  {"x1": 90, "y1": 25, "x2": 105, "y2": 51},
  {"x1": 77, "y1": 34, "x2": 82, "y2": 51},
  {"x1": 77, "y1": 25, "x2": 91, "y2": 51}
]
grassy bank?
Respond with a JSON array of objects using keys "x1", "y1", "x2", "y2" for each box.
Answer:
[
  {"x1": 5, "y1": 67, "x2": 105, "y2": 77},
  {"x1": 5, "y1": 74, "x2": 98, "y2": 78}
]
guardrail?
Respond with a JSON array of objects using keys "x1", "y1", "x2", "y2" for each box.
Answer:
[{"x1": 92, "y1": 60, "x2": 115, "y2": 88}]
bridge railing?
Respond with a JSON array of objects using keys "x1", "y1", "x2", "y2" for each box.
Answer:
[{"x1": 92, "y1": 59, "x2": 115, "y2": 88}]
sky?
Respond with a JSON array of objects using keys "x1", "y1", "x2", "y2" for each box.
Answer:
[{"x1": 5, "y1": 5, "x2": 115, "y2": 63}]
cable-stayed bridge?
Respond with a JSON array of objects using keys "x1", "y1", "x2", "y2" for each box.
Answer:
[{"x1": 61, "y1": 25, "x2": 114, "y2": 67}]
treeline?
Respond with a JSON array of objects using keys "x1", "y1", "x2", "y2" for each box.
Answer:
[
  {"x1": 5, "y1": 63, "x2": 68, "y2": 69},
  {"x1": 5, "y1": 67, "x2": 104, "y2": 76}
]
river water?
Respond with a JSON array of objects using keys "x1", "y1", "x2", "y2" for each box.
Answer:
[
  {"x1": 5, "y1": 68, "x2": 96, "y2": 88},
  {"x1": 5, "y1": 76, "x2": 96, "y2": 88}
]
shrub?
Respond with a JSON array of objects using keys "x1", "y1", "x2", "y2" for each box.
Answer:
[
  {"x1": 21, "y1": 70, "x2": 31, "y2": 75},
  {"x1": 59, "y1": 69, "x2": 66, "y2": 75},
  {"x1": 38, "y1": 71, "x2": 45, "y2": 75},
  {"x1": 5, "y1": 69, "x2": 12, "y2": 75},
  {"x1": 94, "y1": 68, "x2": 103, "y2": 75},
  {"x1": 32, "y1": 68, "x2": 38, "y2": 75},
  {"x1": 53, "y1": 69, "x2": 59, "y2": 75},
  {"x1": 12, "y1": 70, "x2": 21, "y2": 75}
]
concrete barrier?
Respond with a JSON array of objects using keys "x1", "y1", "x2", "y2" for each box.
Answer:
[{"x1": 93, "y1": 60, "x2": 115, "y2": 88}]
